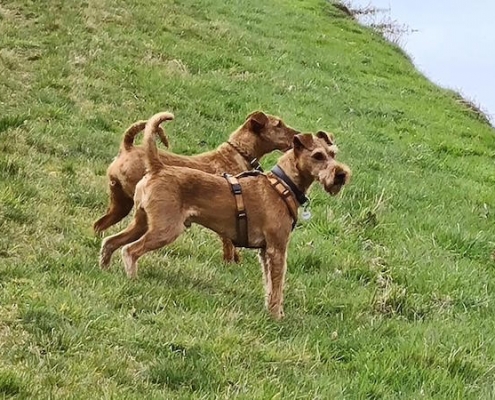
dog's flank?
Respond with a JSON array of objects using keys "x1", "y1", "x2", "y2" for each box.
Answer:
[
  {"x1": 94, "y1": 110, "x2": 299, "y2": 263},
  {"x1": 100, "y1": 114, "x2": 351, "y2": 320}
]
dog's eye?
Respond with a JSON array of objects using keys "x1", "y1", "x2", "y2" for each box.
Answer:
[{"x1": 312, "y1": 152, "x2": 326, "y2": 161}]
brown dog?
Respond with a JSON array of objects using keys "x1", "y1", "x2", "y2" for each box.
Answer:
[
  {"x1": 99, "y1": 112, "x2": 351, "y2": 319},
  {"x1": 93, "y1": 111, "x2": 300, "y2": 262}
]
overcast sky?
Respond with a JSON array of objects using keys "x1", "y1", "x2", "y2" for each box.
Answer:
[{"x1": 350, "y1": 0, "x2": 495, "y2": 123}]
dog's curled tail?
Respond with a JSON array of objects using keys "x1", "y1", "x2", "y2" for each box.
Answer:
[
  {"x1": 122, "y1": 120, "x2": 170, "y2": 151},
  {"x1": 144, "y1": 111, "x2": 175, "y2": 173}
]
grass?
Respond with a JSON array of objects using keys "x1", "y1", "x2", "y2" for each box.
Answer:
[{"x1": 1, "y1": 0, "x2": 495, "y2": 398}]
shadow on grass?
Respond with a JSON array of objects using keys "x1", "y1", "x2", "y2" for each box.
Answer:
[
  {"x1": 0, "y1": 115, "x2": 26, "y2": 133},
  {"x1": 0, "y1": 371, "x2": 24, "y2": 397}
]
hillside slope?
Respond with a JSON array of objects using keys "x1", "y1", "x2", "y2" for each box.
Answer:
[{"x1": 1, "y1": 0, "x2": 495, "y2": 398}]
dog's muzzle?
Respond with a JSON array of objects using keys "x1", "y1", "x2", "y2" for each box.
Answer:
[{"x1": 320, "y1": 163, "x2": 350, "y2": 196}]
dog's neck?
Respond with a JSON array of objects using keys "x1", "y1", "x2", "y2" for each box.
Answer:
[
  {"x1": 225, "y1": 140, "x2": 262, "y2": 171},
  {"x1": 226, "y1": 127, "x2": 268, "y2": 161},
  {"x1": 276, "y1": 151, "x2": 315, "y2": 194}
]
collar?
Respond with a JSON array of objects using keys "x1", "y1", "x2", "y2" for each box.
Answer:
[
  {"x1": 270, "y1": 165, "x2": 308, "y2": 206},
  {"x1": 227, "y1": 141, "x2": 263, "y2": 172}
]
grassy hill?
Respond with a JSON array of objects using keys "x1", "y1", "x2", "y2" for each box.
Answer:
[{"x1": 1, "y1": 0, "x2": 495, "y2": 398}]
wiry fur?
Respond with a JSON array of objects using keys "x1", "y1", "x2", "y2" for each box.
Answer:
[
  {"x1": 94, "y1": 110, "x2": 300, "y2": 262},
  {"x1": 99, "y1": 112, "x2": 351, "y2": 320}
]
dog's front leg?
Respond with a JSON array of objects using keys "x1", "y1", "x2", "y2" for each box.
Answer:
[
  {"x1": 260, "y1": 245, "x2": 287, "y2": 320},
  {"x1": 258, "y1": 249, "x2": 272, "y2": 310}
]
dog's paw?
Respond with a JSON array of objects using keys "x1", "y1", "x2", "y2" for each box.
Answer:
[
  {"x1": 223, "y1": 250, "x2": 242, "y2": 264},
  {"x1": 268, "y1": 305, "x2": 285, "y2": 321},
  {"x1": 93, "y1": 227, "x2": 104, "y2": 238},
  {"x1": 93, "y1": 219, "x2": 107, "y2": 237},
  {"x1": 122, "y1": 246, "x2": 137, "y2": 279},
  {"x1": 99, "y1": 241, "x2": 113, "y2": 269}
]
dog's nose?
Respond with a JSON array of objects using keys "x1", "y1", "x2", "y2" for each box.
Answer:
[{"x1": 334, "y1": 172, "x2": 346, "y2": 185}]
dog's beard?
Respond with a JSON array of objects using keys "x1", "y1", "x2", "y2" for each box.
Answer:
[
  {"x1": 319, "y1": 168, "x2": 347, "y2": 196},
  {"x1": 326, "y1": 183, "x2": 344, "y2": 196}
]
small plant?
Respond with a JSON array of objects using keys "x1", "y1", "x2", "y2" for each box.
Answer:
[
  {"x1": 450, "y1": 89, "x2": 493, "y2": 125},
  {"x1": 334, "y1": 1, "x2": 416, "y2": 45}
]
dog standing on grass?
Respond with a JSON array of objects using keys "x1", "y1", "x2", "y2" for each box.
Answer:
[
  {"x1": 100, "y1": 112, "x2": 351, "y2": 319},
  {"x1": 93, "y1": 111, "x2": 300, "y2": 263}
]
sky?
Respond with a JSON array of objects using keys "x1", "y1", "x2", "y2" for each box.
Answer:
[{"x1": 350, "y1": 0, "x2": 495, "y2": 123}]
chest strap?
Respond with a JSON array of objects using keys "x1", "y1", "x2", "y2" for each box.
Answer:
[
  {"x1": 266, "y1": 173, "x2": 299, "y2": 230},
  {"x1": 223, "y1": 173, "x2": 248, "y2": 247}
]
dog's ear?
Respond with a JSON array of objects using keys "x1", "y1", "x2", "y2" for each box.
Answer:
[
  {"x1": 316, "y1": 130, "x2": 335, "y2": 145},
  {"x1": 293, "y1": 133, "x2": 314, "y2": 154},
  {"x1": 247, "y1": 111, "x2": 268, "y2": 133}
]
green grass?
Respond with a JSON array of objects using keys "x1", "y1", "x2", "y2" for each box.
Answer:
[{"x1": 1, "y1": 0, "x2": 495, "y2": 398}]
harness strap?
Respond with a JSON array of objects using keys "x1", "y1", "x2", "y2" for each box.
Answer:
[
  {"x1": 266, "y1": 173, "x2": 299, "y2": 230},
  {"x1": 236, "y1": 170, "x2": 263, "y2": 179},
  {"x1": 223, "y1": 173, "x2": 248, "y2": 247}
]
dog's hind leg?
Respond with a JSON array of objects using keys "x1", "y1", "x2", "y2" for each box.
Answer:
[
  {"x1": 222, "y1": 237, "x2": 241, "y2": 263},
  {"x1": 93, "y1": 180, "x2": 134, "y2": 235},
  {"x1": 259, "y1": 244, "x2": 288, "y2": 320},
  {"x1": 99, "y1": 207, "x2": 148, "y2": 269},
  {"x1": 121, "y1": 216, "x2": 184, "y2": 279}
]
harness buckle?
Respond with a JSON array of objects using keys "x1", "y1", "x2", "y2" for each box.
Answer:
[
  {"x1": 238, "y1": 211, "x2": 247, "y2": 219},
  {"x1": 232, "y1": 183, "x2": 242, "y2": 195},
  {"x1": 250, "y1": 158, "x2": 263, "y2": 172}
]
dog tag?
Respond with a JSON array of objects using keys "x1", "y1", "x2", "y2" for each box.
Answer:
[{"x1": 301, "y1": 209, "x2": 312, "y2": 221}]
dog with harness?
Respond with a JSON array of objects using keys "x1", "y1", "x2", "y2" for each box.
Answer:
[{"x1": 99, "y1": 111, "x2": 351, "y2": 320}]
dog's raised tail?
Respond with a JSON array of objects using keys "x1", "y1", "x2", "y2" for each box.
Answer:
[
  {"x1": 144, "y1": 111, "x2": 175, "y2": 173},
  {"x1": 122, "y1": 120, "x2": 170, "y2": 151}
]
